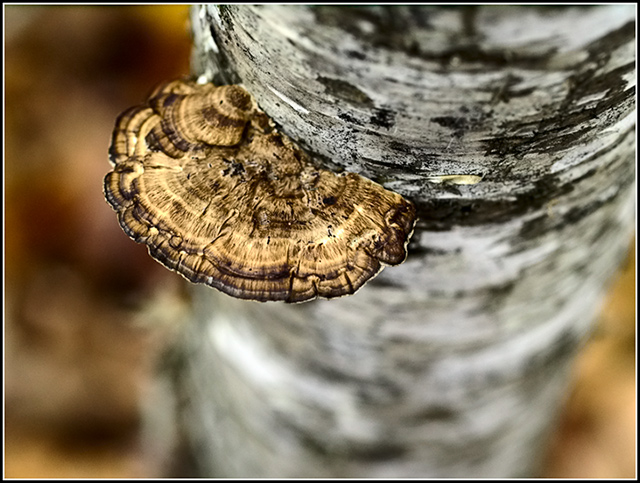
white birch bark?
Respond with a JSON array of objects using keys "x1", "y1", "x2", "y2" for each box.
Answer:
[{"x1": 162, "y1": 5, "x2": 635, "y2": 477}]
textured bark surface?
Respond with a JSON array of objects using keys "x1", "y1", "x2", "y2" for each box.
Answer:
[{"x1": 168, "y1": 5, "x2": 635, "y2": 477}]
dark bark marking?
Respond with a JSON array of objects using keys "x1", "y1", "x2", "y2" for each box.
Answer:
[
  {"x1": 370, "y1": 108, "x2": 395, "y2": 129},
  {"x1": 337, "y1": 111, "x2": 363, "y2": 125},
  {"x1": 317, "y1": 75, "x2": 374, "y2": 107}
]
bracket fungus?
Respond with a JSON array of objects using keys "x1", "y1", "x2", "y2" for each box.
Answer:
[{"x1": 104, "y1": 80, "x2": 416, "y2": 303}]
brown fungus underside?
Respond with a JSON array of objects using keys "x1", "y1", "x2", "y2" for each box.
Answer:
[{"x1": 104, "y1": 80, "x2": 416, "y2": 303}]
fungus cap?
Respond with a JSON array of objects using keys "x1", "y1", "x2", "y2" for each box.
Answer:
[{"x1": 104, "y1": 80, "x2": 416, "y2": 303}]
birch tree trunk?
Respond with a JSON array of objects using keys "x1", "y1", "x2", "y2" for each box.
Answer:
[{"x1": 164, "y1": 5, "x2": 635, "y2": 477}]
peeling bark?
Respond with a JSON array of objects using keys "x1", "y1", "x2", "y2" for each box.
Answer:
[{"x1": 165, "y1": 5, "x2": 635, "y2": 477}]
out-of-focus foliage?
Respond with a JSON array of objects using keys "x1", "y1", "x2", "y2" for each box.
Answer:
[
  {"x1": 543, "y1": 245, "x2": 636, "y2": 478},
  {"x1": 5, "y1": 6, "x2": 191, "y2": 478}
]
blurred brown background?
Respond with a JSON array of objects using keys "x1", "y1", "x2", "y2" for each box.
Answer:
[{"x1": 4, "y1": 5, "x2": 636, "y2": 478}]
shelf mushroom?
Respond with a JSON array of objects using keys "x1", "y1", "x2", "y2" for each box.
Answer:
[{"x1": 104, "y1": 79, "x2": 416, "y2": 303}]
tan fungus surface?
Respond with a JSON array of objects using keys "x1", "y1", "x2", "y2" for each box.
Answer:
[{"x1": 104, "y1": 80, "x2": 416, "y2": 303}]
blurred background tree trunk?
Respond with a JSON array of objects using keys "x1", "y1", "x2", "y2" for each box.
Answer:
[{"x1": 163, "y1": 5, "x2": 635, "y2": 477}]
